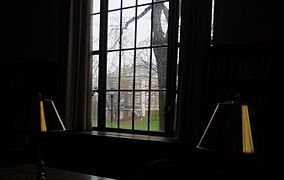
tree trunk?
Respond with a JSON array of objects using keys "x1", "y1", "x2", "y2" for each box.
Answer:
[{"x1": 153, "y1": 3, "x2": 168, "y2": 131}]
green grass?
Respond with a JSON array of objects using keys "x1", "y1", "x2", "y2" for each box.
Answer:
[
  {"x1": 93, "y1": 110, "x2": 161, "y2": 131},
  {"x1": 106, "y1": 119, "x2": 160, "y2": 131}
]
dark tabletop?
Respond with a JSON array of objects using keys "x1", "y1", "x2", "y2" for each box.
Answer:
[{"x1": 0, "y1": 164, "x2": 115, "y2": 180}]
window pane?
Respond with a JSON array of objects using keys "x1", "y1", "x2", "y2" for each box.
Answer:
[
  {"x1": 136, "y1": 48, "x2": 150, "y2": 90},
  {"x1": 91, "y1": 92, "x2": 98, "y2": 127},
  {"x1": 107, "y1": 51, "x2": 119, "y2": 90},
  {"x1": 122, "y1": 8, "x2": 135, "y2": 49},
  {"x1": 92, "y1": 14, "x2": 100, "y2": 51},
  {"x1": 152, "y1": 47, "x2": 167, "y2": 90},
  {"x1": 123, "y1": 0, "x2": 136, "y2": 8},
  {"x1": 138, "y1": 0, "x2": 151, "y2": 5},
  {"x1": 92, "y1": 55, "x2": 99, "y2": 90},
  {"x1": 92, "y1": 0, "x2": 100, "y2": 13},
  {"x1": 137, "y1": 5, "x2": 151, "y2": 47},
  {"x1": 108, "y1": 0, "x2": 121, "y2": 10},
  {"x1": 106, "y1": 91, "x2": 119, "y2": 128},
  {"x1": 121, "y1": 50, "x2": 134, "y2": 90},
  {"x1": 108, "y1": 10, "x2": 121, "y2": 50},
  {"x1": 91, "y1": 54, "x2": 99, "y2": 128},
  {"x1": 134, "y1": 91, "x2": 148, "y2": 130},
  {"x1": 152, "y1": 2, "x2": 168, "y2": 46},
  {"x1": 120, "y1": 91, "x2": 133, "y2": 130},
  {"x1": 150, "y1": 91, "x2": 165, "y2": 132}
]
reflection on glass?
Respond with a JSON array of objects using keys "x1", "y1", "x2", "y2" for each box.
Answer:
[
  {"x1": 121, "y1": 50, "x2": 134, "y2": 90},
  {"x1": 108, "y1": 10, "x2": 121, "y2": 50},
  {"x1": 92, "y1": 14, "x2": 100, "y2": 51},
  {"x1": 108, "y1": 0, "x2": 121, "y2": 10},
  {"x1": 107, "y1": 51, "x2": 119, "y2": 90},
  {"x1": 137, "y1": 6, "x2": 151, "y2": 47},
  {"x1": 136, "y1": 49, "x2": 150, "y2": 90},
  {"x1": 122, "y1": 8, "x2": 135, "y2": 49},
  {"x1": 120, "y1": 91, "x2": 133, "y2": 130},
  {"x1": 92, "y1": 0, "x2": 100, "y2": 13}
]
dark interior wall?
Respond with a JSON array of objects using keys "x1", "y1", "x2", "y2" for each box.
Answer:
[
  {"x1": 213, "y1": 0, "x2": 283, "y2": 45},
  {"x1": 1, "y1": 1, "x2": 59, "y2": 62},
  {"x1": 0, "y1": 0, "x2": 69, "y2": 167},
  {"x1": 0, "y1": 0, "x2": 69, "y2": 133}
]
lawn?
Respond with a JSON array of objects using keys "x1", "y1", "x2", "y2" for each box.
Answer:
[
  {"x1": 106, "y1": 118, "x2": 160, "y2": 131},
  {"x1": 93, "y1": 110, "x2": 161, "y2": 131}
]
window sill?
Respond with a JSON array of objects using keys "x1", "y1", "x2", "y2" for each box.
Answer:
[{"x1": 72, "y1": 130, "x2": 179, "y2": 143}]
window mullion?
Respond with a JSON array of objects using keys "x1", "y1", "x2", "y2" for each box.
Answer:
[
  {"x1": 131, "y1": 1, "x2": 139, "y2": 130},
  {"x1": 165, "y1": 0, "x2": 180, "y2": 136},
  {"x1": 147, "y1": 3, "x2": 154, "y2": 132},
  {"x1": 98, "y1": 0, "x2": 108, "y2": 130},
  {"x1": 117, "y1": 0, "x2": 123, "y2": 129}
]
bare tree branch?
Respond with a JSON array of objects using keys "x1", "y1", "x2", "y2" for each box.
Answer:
[{"x1": 124, "y1": 5, "x2": 152, "y2": 29}]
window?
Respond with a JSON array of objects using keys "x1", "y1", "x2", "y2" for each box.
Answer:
[{"x1": 91, "y1": 0, "x2": 181, "y2": 136}]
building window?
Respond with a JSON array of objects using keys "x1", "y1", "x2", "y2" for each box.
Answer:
[{"x1": 91, "y1": 0, "x2": 181, "y2": 136}]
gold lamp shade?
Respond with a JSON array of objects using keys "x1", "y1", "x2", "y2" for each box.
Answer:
[
  {"x1": 197, "y1": 101, "x2": 255, "y2": 154},
  {"x1": 38, "y1": 98, "x2": 66, "y2": 132}
]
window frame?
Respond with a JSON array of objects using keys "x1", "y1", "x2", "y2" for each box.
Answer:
[{"x1": 91, "y1": 0, "x2": 181, "y2": 137}]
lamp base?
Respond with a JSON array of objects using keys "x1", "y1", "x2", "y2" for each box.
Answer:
[
  {"x1": 37, "y1": 159, "x2": 47, "y2": 180},
  {"x1": 37, "y1": 174, "x2": 46, "y2": 180}
]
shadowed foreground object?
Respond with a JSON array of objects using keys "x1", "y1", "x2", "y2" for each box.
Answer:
[
  {"x1": 35, "y1": 96, "x2": 67, "y2": 180},
  {"x1": 197, "y1": 100, "x2": 255, "y2": 153}
]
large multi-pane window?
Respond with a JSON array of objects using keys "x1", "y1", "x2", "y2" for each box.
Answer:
[{"x1": 91, "y1": 0, "x2": 181, "y2": 136}]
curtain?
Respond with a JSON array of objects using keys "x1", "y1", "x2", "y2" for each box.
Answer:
[
  {"x1": 64, "y1": 0, "x2": 92, "y2": 131},
  {"x1": 176, "y1": 0, "x2": 212, "y2": 145}
]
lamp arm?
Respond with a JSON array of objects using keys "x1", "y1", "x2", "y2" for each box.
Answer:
[
  {"x1": 51, "y1": 101, "x2": 66, "y2": 130},
  {"x1": 197, "y1": 104, "x2": 220, "y2": 147}
]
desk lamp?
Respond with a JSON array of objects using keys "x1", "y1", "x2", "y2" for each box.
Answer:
[
  {"x1": 195, "y1": 93, "x2": 260, "y2": 179},
  {"x1": 197, "y1": 95, "x2": 255, "y2": 154},
  {"x1": 36, "y1": 94, "x2": 67, "y2": 180}
]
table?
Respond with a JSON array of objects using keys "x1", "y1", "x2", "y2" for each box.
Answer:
[{"x1": 0, "y1": 164, "x2": 115, "y2": 180}]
